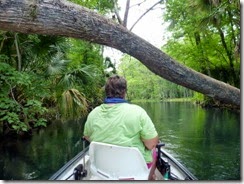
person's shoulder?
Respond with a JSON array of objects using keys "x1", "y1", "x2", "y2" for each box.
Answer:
[{"x1": 123, "y1": 103, "x2": 146, "y2": 112}]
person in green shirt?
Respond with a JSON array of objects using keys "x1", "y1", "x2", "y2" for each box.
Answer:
[{"x1": 83, "y1": 75, "x2": 159, "y2": 180}]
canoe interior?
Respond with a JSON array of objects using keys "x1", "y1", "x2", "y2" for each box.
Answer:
[{"x1": 49, "y1": 146, "x2": 197, "y2": 180}]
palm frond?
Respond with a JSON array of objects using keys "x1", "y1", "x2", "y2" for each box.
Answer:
[
  {"x1": 57, "y1": 74, "x2": 75, "y2": 89},
  {"x1": 46, "y1": 52, "x2": 69, "y2": 76},
  {"x1": 59, "y1": 88, "x2": 88, "y2": 120}
]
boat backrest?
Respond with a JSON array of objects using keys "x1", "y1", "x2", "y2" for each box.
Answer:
[{"x1": 89, "y1": 141, "x2": 149, "y2": 180}]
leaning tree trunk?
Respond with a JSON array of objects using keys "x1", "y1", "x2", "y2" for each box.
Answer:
[{"x1": 0, "y1": 0, "x2": 240, "y2": 107}]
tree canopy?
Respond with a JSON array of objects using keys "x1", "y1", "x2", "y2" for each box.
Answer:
[{"x1": 162, "y1": 0, "x2": 240, "y2": 88}]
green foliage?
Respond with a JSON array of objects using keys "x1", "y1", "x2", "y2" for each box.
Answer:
[
  {"x1": 59, "y1": 89, "x2": 88, "y2": 121},
  {"x1": 0, "y1": 63, "x2": 48, "y2": 134},
  {"x1": 118, "y1": 56, "x2": 194, "y2": 101},
  {"x1": 0, "y1": 32, "x2": 66, "y2": 72},
  {"x1": 64, "y1": 39, "x2": 105, "y2": 104},
  {"x1": 192, "y1": 92, "x2": 204, "y2": 103},
  {"x1": 46, "y1": 52, "x2": 70, "y2": 76},
  {"x1": 0, "y1": 0, "x2": 116, "y2": 136},
  {"x1": 0, "y1": 100, "x2": 23, "y2": 133},
  {"x1": 68, "y1": 0, "x2": 116, "y2": 14},
  {"x1": 66, "y1": 39, "x2": 103, "y2": 68},
  {"x1": 162, "y1": 0, "x2": 240, "y2": 88},
  {"x1": 24, "y1": 100, "x2": 48, "y2": 127},
  {"x1": 104, "y1": 57, "x2": 117, "y2": 77}
]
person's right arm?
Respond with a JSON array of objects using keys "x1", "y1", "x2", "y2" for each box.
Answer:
[{"x1": 83, "y1": 114, "x2": 92, "y2": 142}]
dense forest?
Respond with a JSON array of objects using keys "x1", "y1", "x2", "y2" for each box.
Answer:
[
  {"x1": 118, "y1": 55, "x2": 195, "y2": 100},
  {"x1": 0, "y1": 0, "x2": 240, "y2": 136}
]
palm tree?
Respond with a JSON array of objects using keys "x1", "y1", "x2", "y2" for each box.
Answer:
[{"x1": 46, "y1": 49, "x2": 104, "y2": 120}]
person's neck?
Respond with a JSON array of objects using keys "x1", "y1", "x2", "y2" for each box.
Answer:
[{"x1": 104, "y1": 97, "x2": 127, "y2": 104}]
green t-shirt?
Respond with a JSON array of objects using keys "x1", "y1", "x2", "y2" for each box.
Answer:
[{"x1": 83, "y1": 103, "x2": 158, "y2": 163}]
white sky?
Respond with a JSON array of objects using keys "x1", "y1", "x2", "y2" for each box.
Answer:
[
  {"x1": 122, "y1": 0, "x2": 168, "y2": 47},
  {"x1": 103, "y1": 0, "x2": 169, "y2": 66}
]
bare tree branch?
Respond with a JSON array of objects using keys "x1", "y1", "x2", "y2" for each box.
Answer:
[
  {"x1": 113, "y1": 0, "x2": 123, "y2": 25},
  {"x1": 123, "y1": 0, "x2": 131, "y2": 27},
  {"x1": 130, "y1": 0, "x2": 147, "y2": 9},
  {"x1": 129, "y1": 0, "x2": 163, "y2": 31},
  {"x1": 14, "y1": 33, "x2": 22, "y2": 71}
]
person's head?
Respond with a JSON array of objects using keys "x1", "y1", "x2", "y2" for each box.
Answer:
[{"x1": 105, "y1": 75, "x2": 127, "y2": 99}]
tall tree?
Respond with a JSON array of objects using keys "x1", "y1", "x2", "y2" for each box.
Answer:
[
  {"x1": 162, "y1": 0, "x2": 240, "y2": 87},
  {"x1": 0, "y1": 0, "x2": 240, "y2": 107}
]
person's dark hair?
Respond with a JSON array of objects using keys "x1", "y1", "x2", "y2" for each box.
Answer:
[{"x1": 105, "y1": 75, "x2": 127, "y2": 98}]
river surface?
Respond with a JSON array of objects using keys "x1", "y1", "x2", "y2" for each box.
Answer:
[{"x1": 0, "y1": 102, "x2": 240, "y2": 180}]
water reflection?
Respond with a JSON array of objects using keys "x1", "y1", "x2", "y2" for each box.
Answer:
[
  {"x1": 137, "y1": 102, "x2": 240, "y2": 180},
  {"x1": 0, "y1": 119, "x2": 85, "y2": 180},
  {"x1": 0, "y1": 102, "x2": 240, "y2": 180}
]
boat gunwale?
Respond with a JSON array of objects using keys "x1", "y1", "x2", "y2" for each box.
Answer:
[{"x1": 160, "y1": 149, "x2": 198, "y2": 180}]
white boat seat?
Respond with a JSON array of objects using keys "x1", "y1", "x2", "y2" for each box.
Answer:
[{"x1": 89, "y1": 141, "x2": 150, "y2": 180}]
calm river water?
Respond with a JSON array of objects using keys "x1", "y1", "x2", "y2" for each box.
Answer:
[{"x1": 0, "y1": 102, "x2": 240, "y2": 180}]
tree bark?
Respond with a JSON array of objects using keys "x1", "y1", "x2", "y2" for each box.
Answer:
[{"x1": 0, "y1": 0, "x2": 240, "y2": 107}]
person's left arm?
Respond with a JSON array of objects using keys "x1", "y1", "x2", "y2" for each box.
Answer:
[
  {"x1": 142, "y1": 136, "x2": 159, "y2": 150},
  {"x1": 140, "y1": 110, "x2": 159, "y2": 150}
]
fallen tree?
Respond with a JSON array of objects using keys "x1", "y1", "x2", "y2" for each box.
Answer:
[{"x1": 0, "y1": 0, "x2": 240, "y2": 107}]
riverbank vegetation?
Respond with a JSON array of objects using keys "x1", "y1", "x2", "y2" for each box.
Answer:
[
  {"x1": 0, "y1": 0, "x2": 240, "y2": 136},
  {"x1": 0, "y1": 35, "x2": 106, "y2": 136}
]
